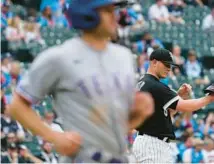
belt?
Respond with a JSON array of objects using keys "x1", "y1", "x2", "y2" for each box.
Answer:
[
  {"x1": 157, "y1": 136, "x2": 171, "y2": 143},
  {"x1": 156, "y1": 136, "x2": 178, "y2": 143},
  {"x1": 140, "y1": 133, "x2": 176, "y2": 143}
]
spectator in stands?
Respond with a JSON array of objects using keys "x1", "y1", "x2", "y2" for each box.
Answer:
[
  {"x1": 40, "y1": 0, "x2": 64, "y2": 14},
  {"x1": 1, "y1": 82, "x2": 6, "y2": 109},
  {"x1": 149, "y1": 0, "x2": 171, "y2": 23},
  {"x1": 194, "y1": 74, "x2": 210, "y2": 85},
  {"x1": 1, "y1": 52, "x2": 12, "y2": 74},
  {"x1": 4, "y1": 16, "x2": 24, "y2": 42},
  {"x1": 133, "y1": 31, "x2": 164, "y2": 55},
  {"x1": 38, "y1": 5, "x2": 68, "y2": 28},
  {"x1": 136, "y1": 55, "x2": 149, "y2": 75},
  {"x1": 1, "y1": 1, "x2": 13, "y2": 28},
  {"x1": 27, "y1": 8, "x2": 37, "y2": 22},
  {"x1": 203, "y1": 137, "x2": 214, "y2": 163},
  {"x1": 183, "y1": 0, "x2": 204, "y2": 7},
  {"x1": 177, "y1": 136, "x2": 194, "y2": 162},
  {"x1": 18, "y1": 144, "x2": 42, "y2": 163},
  {"x1": 185, "y1": 50, "x2": 202, "y2": 78},
  {"x1": 149, "y1": 0, "x2": 186, "y2": 24},
  {"x1": 172, "y1": 45, "x2": 185, "y2": 74},
  {"x1": 44, "y1": 111, "x2": 63, "y2": 133},
  {"x1": 9, "y1": 61, "x2": 21, "y2": 86},
  {"x1": 172, "y1": 45, "x2": 185, "y2": 65},
  {"x1": 54, "y1": 9, "x2": 69, "y2": 28},
  {"x1": 38, "y1": 141, "x2": 58, "y2": 163},
  {"x1": 1, "y1": 104, "x2": 25, "y2": 149},
  {"x1": 24, "y1": 21, "x2": 45, "y2": 45},
  {"x1": 1, "y1": 106, "x2": 19, "y2": 136},
  {"x1": 3, "y1": 131, "x2": 25, "y2": 153},
  {"x1": 168, "y1": 68, "x2": 181, "y2": 90},
  {"x1": 126, "y1": 4, "x2": 147, "y2": 28},
  {"x1": 182, "y1": 138, "x2": 205, "y2": 163},
  {"x1": 38, "y1": 6, "x2": 55, "y2": 27},
  {"x1": 6, "y1": 132, "x2": 18, "y2": 145},
  {"x1": 202, "y1": 6, "x2": 214, "y2": 32},
  {"x1": 131, "y1": 3, "x2": 149, "y2": 29},
  {"x1": 118, "y1": 8, "x2": 132, "y2": 27},
  {"x1": 163, "y1": 0, "x2": 186, "y2": 6},
  {"x1": 203, "y1": 113, "x2": 214, "y2": 136},
  {"x1": 181, "y1": 112, "x2": 198, "y2": 132},
  {"x1": 168, "y1": 0, "x2": 185, "y2": 24},
  {"x1": 1, "y1": 132, "x2": 16, "y2": 152},
  {"x1": 1, "y1": 143, "x2": 19, "y2": 163},
  {"x1": 1, "y1": 54, "x2": 13, "y2": 98}
]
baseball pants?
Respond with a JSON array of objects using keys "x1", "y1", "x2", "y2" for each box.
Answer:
[{"x1": 132, "y1": 134, "x2": 177, "y2": 163}]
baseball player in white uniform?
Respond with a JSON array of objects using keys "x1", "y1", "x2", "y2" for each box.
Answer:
[
  {"x1": 132, "y1": 48, "x2": 214, "y2": 163},
  {"x1": 8, "y1": 0, "x2": 154, "y2": 163}
]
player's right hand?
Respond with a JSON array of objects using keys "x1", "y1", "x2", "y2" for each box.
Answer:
[{"x1": 52, "y1": 131, "x2": 82, "y2": 156}]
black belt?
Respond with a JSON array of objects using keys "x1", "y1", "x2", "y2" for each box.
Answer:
[
  {"x1": 157, "y1": 136, "x2": 171, "y2": 143},
  {"x1": 140, "y1": 133, "x2": 175, "y2": 143}
]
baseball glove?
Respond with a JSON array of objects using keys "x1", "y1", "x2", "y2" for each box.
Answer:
[{"x1": 204, "y1": 84, "x2": 214, "y2": 95}]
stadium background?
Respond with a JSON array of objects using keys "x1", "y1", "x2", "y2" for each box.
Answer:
[{"x1": 1, "y1": 0, "x2": 214, "y2": 163}]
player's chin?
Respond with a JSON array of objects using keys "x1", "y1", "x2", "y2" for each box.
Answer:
[
  {"x1": 164, "y1": 71, "x2": 170, "y2": 77},
  {"x1": 161, "y1": 74, "x2": 168, "y2": 78},
  {"x1": 110, "y1": 27, "x2": 117, "y2": 35}
]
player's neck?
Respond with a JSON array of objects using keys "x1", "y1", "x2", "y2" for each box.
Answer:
[
  {"x1": 147, "y1": 69, "x2": 160, "y2": 80},
  {"x1": 81, "y1": 32, "x2": 108, "y2": 51}
]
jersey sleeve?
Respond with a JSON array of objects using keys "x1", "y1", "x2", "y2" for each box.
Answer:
[
  {"x1": 159, "y1": 85, "x2": 180, "y2": 111},
  {"x1": 16, "y1": 48, "x2": 61, "y2": 104}
]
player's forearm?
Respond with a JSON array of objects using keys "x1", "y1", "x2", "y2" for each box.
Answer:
[
  {"x1": 8, "y1": 93, "x2": 56, "y2": 143},
  {"x1": 177, "y1": 96, "x2": 212, "y2": 112}
]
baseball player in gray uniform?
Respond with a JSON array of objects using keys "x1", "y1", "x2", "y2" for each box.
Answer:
[{"x1": 8, "y1": 0, "x2": 154, "y2": 163}]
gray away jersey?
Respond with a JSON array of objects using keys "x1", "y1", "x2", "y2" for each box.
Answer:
[{"x1": 16, "y1": 37, "x2": 136, "y2": 162}]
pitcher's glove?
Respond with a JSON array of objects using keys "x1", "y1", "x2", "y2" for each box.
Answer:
[{"x1": 204, "y1": 84, "x2": 214, "y2": 95}]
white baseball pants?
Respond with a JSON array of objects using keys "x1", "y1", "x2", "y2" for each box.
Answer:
[{"x1": 132, "y1": 134, "x2": 177, "y2": 163}]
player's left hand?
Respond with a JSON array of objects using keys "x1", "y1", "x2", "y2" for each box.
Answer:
[{"x1": 177, "y1": 83, "x2": 192, "y2": 100}]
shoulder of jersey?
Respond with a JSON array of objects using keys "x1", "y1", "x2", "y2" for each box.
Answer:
[{"x1": 36, "y1": 37, "x2": 80, "y2": 60}]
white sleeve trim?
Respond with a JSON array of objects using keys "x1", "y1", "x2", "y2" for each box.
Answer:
[
  {"x1": 16, "y1": 85, "x2": 40, "y2": 104},
  {"x1": 163, "y1": 95, "x2": 180, "y2": 111}
]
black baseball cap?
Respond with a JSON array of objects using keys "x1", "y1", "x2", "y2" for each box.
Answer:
[{"x1": 149, "y1": 48, "x2": 179, "y2": 67}]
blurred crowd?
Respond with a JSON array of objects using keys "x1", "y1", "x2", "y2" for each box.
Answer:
[
  {"x1": 1, "y1": 0, "x2": 214, "y2": 163},
  {"x1": 135, "y1": 42, "x2": 211, "y2": 88}
]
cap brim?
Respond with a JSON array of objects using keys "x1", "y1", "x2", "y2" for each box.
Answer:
[
  {"x1": 114, "y1": 0, "x2": 128, "y2": 6},
  {"x1": 98, "y1": 0, "x2": 128, "y2": 7},
  {"x1": 162, "y1": 61, "x2": 179, "y2": 67}
]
